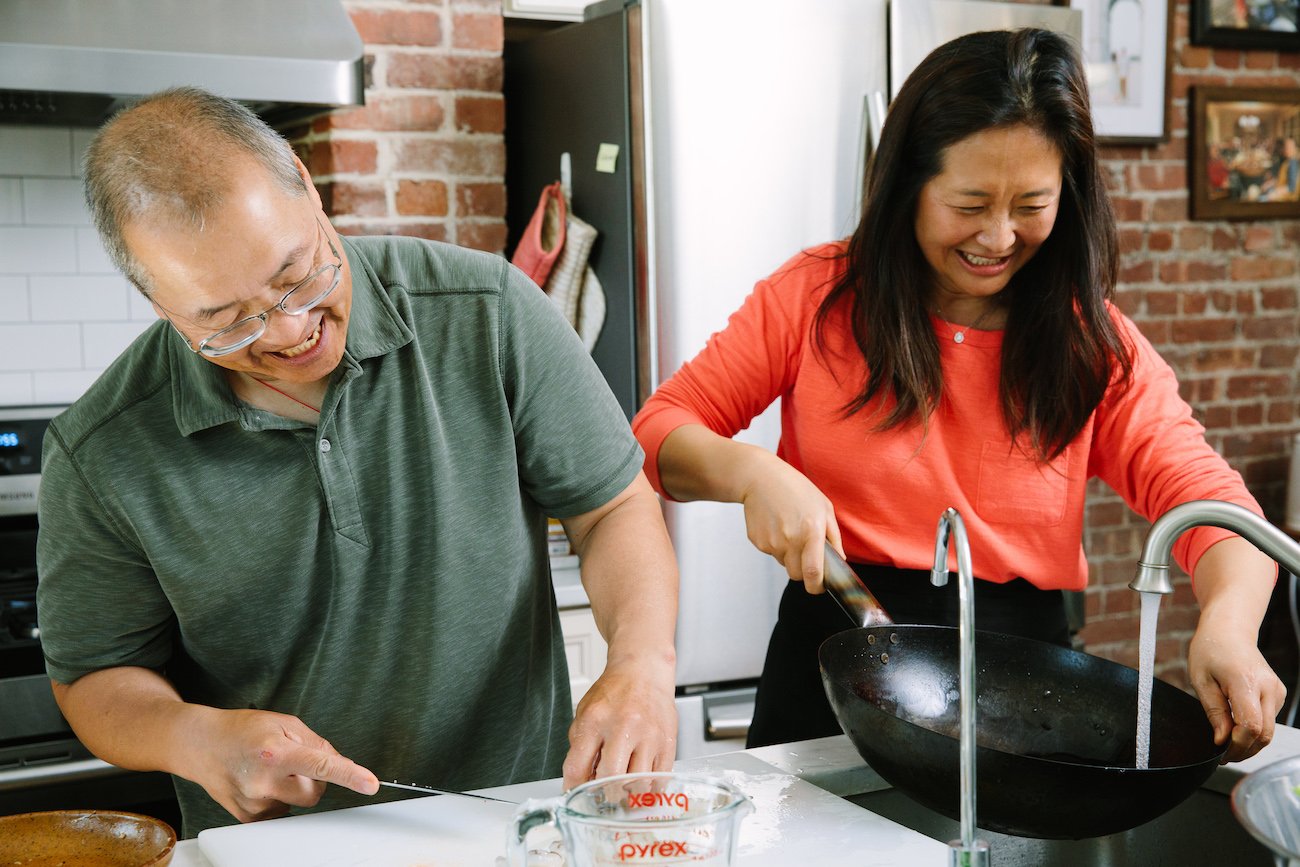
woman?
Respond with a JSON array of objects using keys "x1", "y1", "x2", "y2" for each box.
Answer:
[{"x1": 632, "y1": 29, "x2": 1284, "y2": 761}]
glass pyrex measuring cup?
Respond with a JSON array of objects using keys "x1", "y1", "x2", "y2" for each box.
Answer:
[{"x1": 508, "y1": 772, "x2": 753, "y2": 866}]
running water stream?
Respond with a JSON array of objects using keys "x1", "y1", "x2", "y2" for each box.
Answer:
[{"x1": 1135, "y1": 591, "x2": 1162, "y2": 770}]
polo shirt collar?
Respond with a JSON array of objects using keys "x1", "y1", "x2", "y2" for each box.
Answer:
[{"x1": 170, "y1": 235, "x2": 413, "y2": 436}]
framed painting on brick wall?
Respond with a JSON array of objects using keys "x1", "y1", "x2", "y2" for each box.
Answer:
[
  {"x1": 1070, "y1": 0, "x2": 1172, "y2": 143},
  {"x1": 1191, "y1": 0, "x2": 1300, "y2": 50},
  {"x1": 1190, "y1": 86, "x2": 1300, "y2": 219}
]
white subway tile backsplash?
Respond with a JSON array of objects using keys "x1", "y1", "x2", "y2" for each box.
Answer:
[
  {"x1": 0, "y1": 180, "x2": 21, "y2": 225},
  {"x1": 30, "y1": 275, "x2": 130, "y2": 322},
  {"x1": 0, "y1": 276, "x2": 29, "y2": 322},
  {"x1": 0, "y1": 125, "x2": 145, "y2": 407},
  {"x1": 83, "y1": 321, "x2": 152, "y2": 368},
  {"x1": 33, "y1": 369, "x2": 106, "y2": 404},
  {"x1": 0, "y1": 324, "x2": 83, "y2": 371},
  {"x1": 23, "y1": 178, "x2": 90, "y2": 226},
  {"x1": 75, "y1": 227, "x2": 116, "y2": 274},
  {"x1": 0, "y1": 127, "x2": 73, "y2": 177},
  {"x1": 0, "y1": 228, "x2": 78, "y2": 274},
  {"x1": 0, "y1": 373, "x2": 34, "y2": 405},
  {"x1": 128, "y1": 287, "x2": 157, "y2": 321}
]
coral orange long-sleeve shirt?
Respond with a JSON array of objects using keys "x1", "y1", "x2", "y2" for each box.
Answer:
[{"x1": 632, "y1": 243, "x2": 1263, "y2": 591}]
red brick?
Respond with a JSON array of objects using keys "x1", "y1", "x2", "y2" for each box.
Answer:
[
  {"x1": 1212, "y1": 49, "x2": 1242, "y2": 69},
  {"x1": 1078, "y1": 613, "x2": 1141, "y2": 645},
  {"x1": 456, "y1": 220, "x2": 508, "y2": 253},
  {"x1": 1211, "y1": 228, "x2": 1238, "y2": 250},
  {"x1": 1244, "y1": 226, "x2": 1274, "y2": 252},
  {"x1": 1115, "y1": 291, "x2": 1142, "y2": 316},
  {"x1": 340, "y1": 221, "x2": 450, "y2": 242},
  {"x1": 1227, "y1": 374, "x2": 1292, "y2": 399},
  {"x1": 326, "y1": 95, "x2": 446, "y2": 132},
  {"x1": 1159, "y1": 260, "x2": 1227, "y2": 283},
  {"x1": 1109, "y1": 196, "x2": 1145, "y2": 221},
  {"x1": 1244, "y1": 316, "x2": 1298, "y2": 340},
  {"x1": 1261, "y1": 287, "x2": 1297, "y2": 309},
  {"x1": 1209, "y1": 289, "x2": 1234, "y2": 312},
  {"x1": 1119, "y1": 260, "x2": 1154, "y2": 283},
  {"x1": 387, "y1": 53, "x2": 503, "y2": 91},
  {"x1": 1147, "y1": 229, "x2": 1174, "y2": 252},
  {"x1": 1191, "y1": 347, "x2": 1241, "y2": 371},
  {"x1": 454, "y1": 95, "x2": 504, "y2": 134},
  {"x1": 455, "y1": 182, "x2": 506, "y2": 217},
  {"x1": 349, "y1": 8, "x2": 442, "y2": 47},
  {"x1": 1236, "y1": 290, "x2": 1257, "y2": 314},
  {"x1": 1268, "y1": 401, "x2": 1297, "y2": 424},
  {"x1": 310, "y1": 139, "x2": 378, "y2": 177},
  {"x1": 1171, "y1": 318, "x2": 1237, "y2": 343},
  {"x1": 1236, "y1": 403, "x2": 1265, "y2": 426},
  {"x1": 1180, "y1": 45, "x2": 1212, "y2": 69},
  {"x1": 1261, "y1": 344, "x2": 1300, "y2": 368},
  {"x1": 1151, "y1": 196, "x2": 1188, "y2": 222},
  {"x1": 395, "y1": 139, "x2": 505, "y2": 176},
  {"x1": 1182, "y1": 292, "x2": 1208, "y2": 314},
  {"x1": 1245, "y1": 50, "x2": 1279, "y2": 70},
  {"x1": 1232, "y1": 256, "x2": 1281, "y2": 281},
  {"x1": 1133, "y1": 164, "x2": 1186, "y2": 191},
  {"x1": 1282, "y1": 52, "x2": 1300, "y2": 70},
  {"x1": 395, "y1": 180, "x2": 450, "y2": 216},
  {"x1": 321, "y1": 181, "x2": 387, "y2": 218},
  {"x1": 1202, "y1": 405, "x2": 1233, "y2": 428},
  {"x1": 1145, "y1": 290, "x2": 1178, "y2": 315},
  {"x1": 1178, "y1": 226, "x2": 1208, "y2": 250},
  {"x1": 452, "y1": 12, "x2": 503, "y2": 51},
  {"x1": 1117, "y1": 227, "x2": 1144, "y2": 254}
]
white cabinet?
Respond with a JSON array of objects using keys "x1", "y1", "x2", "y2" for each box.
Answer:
[
  {"x1": 502, "y1": 0, "x2": 590, "y2": 22},
  {"x1": 558, "y1": 606, "x2": 606, "y2": 709}
]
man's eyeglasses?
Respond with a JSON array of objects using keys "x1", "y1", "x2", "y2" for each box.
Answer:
[{"x1": 159, "y1": 217, "x2": 343, "y2": 358}]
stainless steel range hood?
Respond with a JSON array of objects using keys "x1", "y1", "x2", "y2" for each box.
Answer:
[{"x1": 0, "y1": 0, "x2": 366, "y2": 129}]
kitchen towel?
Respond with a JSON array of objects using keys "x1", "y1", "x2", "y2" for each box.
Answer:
[{"x1": 542, "y1": 210, "x2": 598, "y2": 330}]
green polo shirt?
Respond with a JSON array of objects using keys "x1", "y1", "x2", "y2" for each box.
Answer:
[{"x1": 36, "y1": 236, "x2": 642, "y2": 837}]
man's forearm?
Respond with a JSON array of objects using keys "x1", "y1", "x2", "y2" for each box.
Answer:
[{"x1": 52, "y1": 666, "x2": 205, "y2": 779}]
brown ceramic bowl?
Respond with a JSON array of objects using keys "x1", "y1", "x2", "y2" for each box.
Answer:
[{"x1": 0, "y1": 809, "x2": 176, "y2": 866}]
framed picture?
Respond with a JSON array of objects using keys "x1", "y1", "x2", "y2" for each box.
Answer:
[
  {"x1": 1070, "y1": 0, "x2": 1172, "y2": 144},
  {"x1": 1189, "y1": 86, "x2": 1300, "y2": 220},
  {"x1": 1191, "y1": 0, "x2": 1300, "y2": 51}
]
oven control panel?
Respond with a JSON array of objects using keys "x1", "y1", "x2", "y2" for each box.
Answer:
[{"x1": 0, "y1": 407, "x2": 64, "y2": 517}]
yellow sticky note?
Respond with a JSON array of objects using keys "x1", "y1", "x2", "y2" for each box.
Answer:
[{"x1": 595, "y1": 143, "x2": 620, "y2": 174}]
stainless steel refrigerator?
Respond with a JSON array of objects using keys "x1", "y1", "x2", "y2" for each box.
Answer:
[{"x1": 504, "y1": 0, "x2": 1079, "y2": 759}]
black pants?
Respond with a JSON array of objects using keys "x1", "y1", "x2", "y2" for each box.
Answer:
[{"x1": 746, "y1": 563, "x2": 1073, "y2": 748}]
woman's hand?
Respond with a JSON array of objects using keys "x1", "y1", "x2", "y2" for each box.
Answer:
[
  {"x1": 738, "y1": 455, "x2": 843, "y2": 593},
  {"x1": 1188, "y1": 536, "x2": 1288, "y2": 763},
  {"x1": 1187, "y1": 619, "x2": 1286, "y2": 763}
]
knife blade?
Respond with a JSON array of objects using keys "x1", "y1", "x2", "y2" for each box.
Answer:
[{"x1": 379, "y1": 780, "x2": 517, "y2": 805}]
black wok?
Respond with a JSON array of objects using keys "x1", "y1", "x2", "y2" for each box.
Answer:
[{"x1": 818, "y1": 553, "x2": 1225, "y2": 840}]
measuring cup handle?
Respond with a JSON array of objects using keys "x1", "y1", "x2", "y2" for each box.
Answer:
[{"x1": 507, "y1": 797, "x2": 560, "y2": 867}]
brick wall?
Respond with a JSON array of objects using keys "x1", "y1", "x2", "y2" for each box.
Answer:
[
  {"x1": 1078, "y1": 0, "x2": 1300, "y2": 691},
  {"x1": 289, "y1": 0, "x2": 507, "y2": 254}
]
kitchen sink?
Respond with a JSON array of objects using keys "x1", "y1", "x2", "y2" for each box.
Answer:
[{"x1": 847, "y1": 787, "x2": 1272, "y2": 867}]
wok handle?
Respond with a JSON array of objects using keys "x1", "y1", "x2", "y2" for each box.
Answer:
[{"x1": 822, "y1": 542, "x2": 894, "y2": 627}]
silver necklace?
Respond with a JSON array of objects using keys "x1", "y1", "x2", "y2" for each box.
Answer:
[{"x1": 935, "y1": 303, "x2": 997, "y2": 344}]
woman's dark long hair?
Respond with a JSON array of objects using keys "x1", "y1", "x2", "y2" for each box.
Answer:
[{"x1": 814, "y1": 28, "x2": 1132, "y2": 461}]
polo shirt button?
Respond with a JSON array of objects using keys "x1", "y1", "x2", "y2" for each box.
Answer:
[{"x1": 319, "y1": 438, "x2": 331, "y2": 454}]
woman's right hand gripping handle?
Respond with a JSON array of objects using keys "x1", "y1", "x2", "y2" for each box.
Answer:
[{"x1": 657, "y1": 424, "x2": 844, "y2": 593}]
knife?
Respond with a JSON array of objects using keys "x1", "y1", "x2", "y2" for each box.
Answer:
[{"x1": 379, "y1": 780, "x2": 517, "y2": 805}]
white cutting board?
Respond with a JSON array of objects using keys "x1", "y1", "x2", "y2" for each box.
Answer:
[{"x1": 197, "y1": 753, "x2": 948, "y2": 866}]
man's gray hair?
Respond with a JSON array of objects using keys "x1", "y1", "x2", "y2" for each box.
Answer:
[{"x1": 83, "y1": 86, "x2": 308, "y2": 296}]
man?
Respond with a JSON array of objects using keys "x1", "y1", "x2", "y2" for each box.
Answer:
[{"x1": 36, "y1": 87, "x2": 679, "y2": 837}]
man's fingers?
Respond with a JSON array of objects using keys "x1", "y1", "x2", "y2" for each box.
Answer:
[{"x1": 281, "y1": 742, "x2": 379, "y2": 795}]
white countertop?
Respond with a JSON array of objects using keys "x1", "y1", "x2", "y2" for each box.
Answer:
[{"x1": 167, "y1": 727, "x2": 1300, "y2": 866}]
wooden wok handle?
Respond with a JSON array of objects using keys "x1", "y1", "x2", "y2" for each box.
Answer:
[{"x1": 821, "y1": 542, "x2": 894, "y2": 627}]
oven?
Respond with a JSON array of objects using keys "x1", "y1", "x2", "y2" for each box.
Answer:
[{"x1": 0, "y1": 405, "x2": 178, "y2": 823}]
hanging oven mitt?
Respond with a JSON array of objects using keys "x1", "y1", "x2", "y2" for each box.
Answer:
[
  {"x1": 542, "y1": 211, "x2": 597, "y2": 329},
  {"x1": 511, "y1": 182, "x2": 567, "y2": 287}
]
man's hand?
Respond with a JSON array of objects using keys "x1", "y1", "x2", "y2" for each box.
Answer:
[
  {"x1": 188, "y1": 707, "x2": 380, "y2": 823},
  {"x1": 562, "y1": 655, "x2": 677, "y2": 789}
]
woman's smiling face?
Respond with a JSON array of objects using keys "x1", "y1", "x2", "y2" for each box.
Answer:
[{"x1": 913, "y1": 123, "x2": 1063, "y2": 310}]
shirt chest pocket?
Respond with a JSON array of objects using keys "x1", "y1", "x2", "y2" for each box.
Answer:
[{"x1": 975, "y1": 441, "x2": 1071, "y2": 527}]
